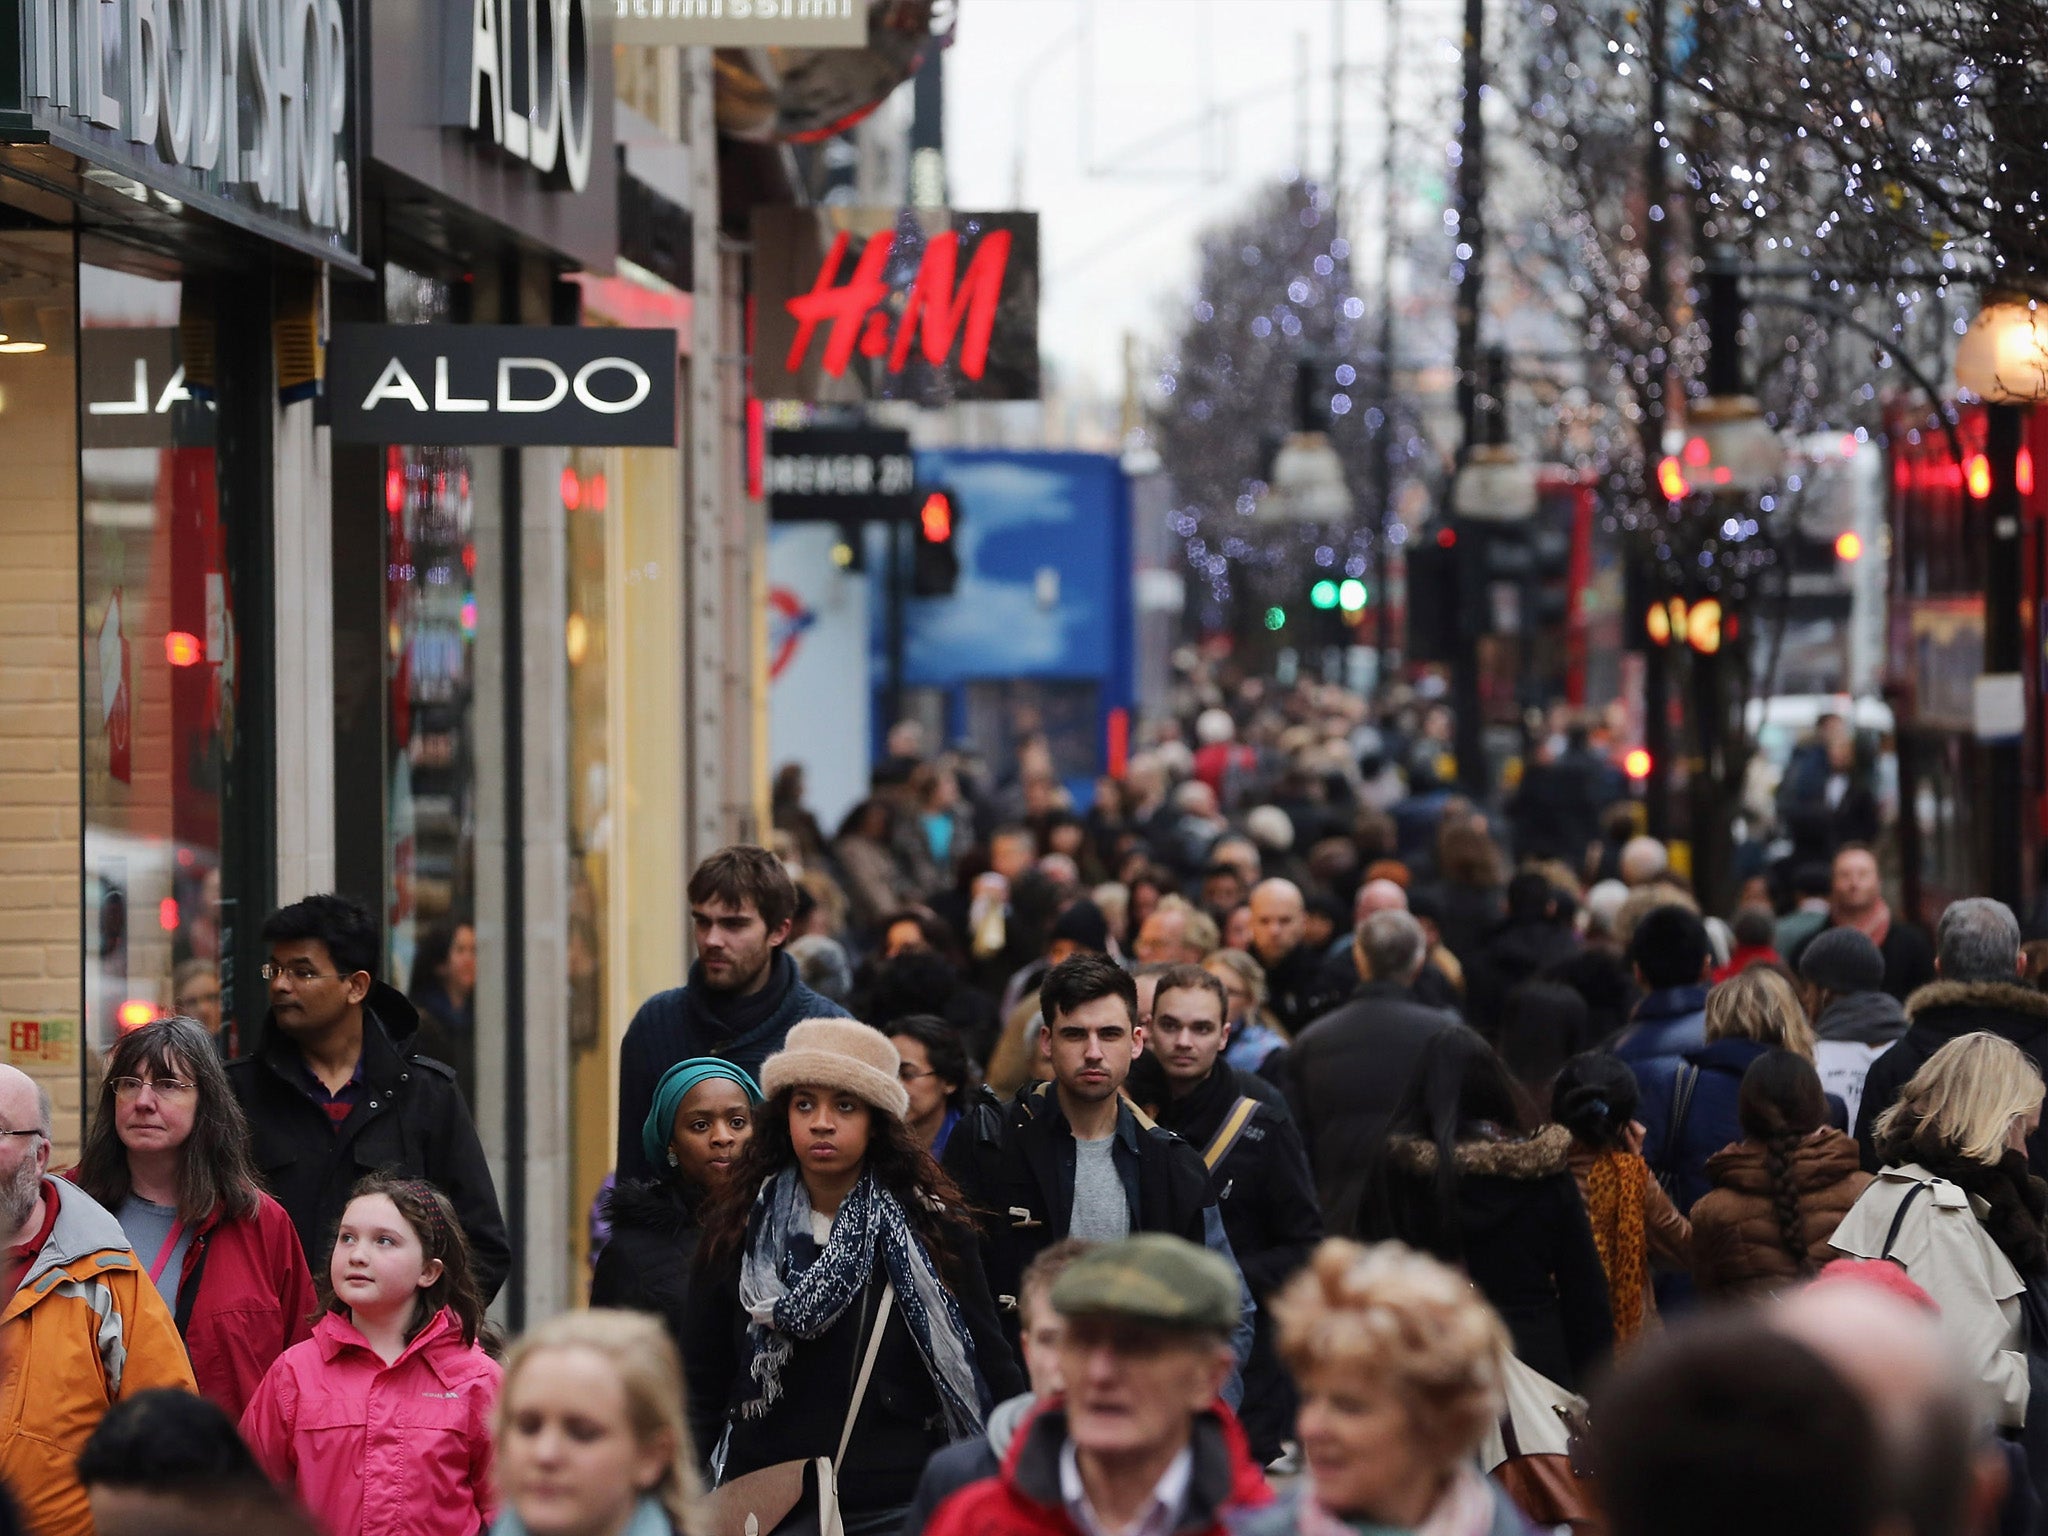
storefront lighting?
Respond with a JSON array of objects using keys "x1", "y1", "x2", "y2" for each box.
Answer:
[
  {"x1": 158, "y1": 898, "x2": 179, "y2": 931},
  {"x1": 565, "y1": 612, "x2": 589, "y2": 667},
  {"x1": 561, "y1": 466, "x2": 583, "y2": 511},
  {"x1": 1834, "y1": 531, "x2": 1863, "y2": 562},
  {"x1": 1657, "y1": 456, "x2": 1688, "y2": 500},
  {"x1": 0, "y1": 301, "x2": 46, "y2": 354},
  {"x1": 165, "y1": 631, "x2": 202, "y2": 666},
  {"x1": 1955, "y1": 296, "x2": 2048, "y2": 404},
  {"x1": 589, "y1": 472, "x2": 608, "y2": 512},
  {"x1": 2020, "y1": 447, "x2": 2036, "y2": 497},
  {"x1": 116, "y1": 999, "x2": 156, "y2": 1031},
  {"x1": 1967, "y1": 452, "x2": 1993, "y2": 500}
]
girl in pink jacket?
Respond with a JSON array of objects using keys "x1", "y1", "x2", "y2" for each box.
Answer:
[{"x1": 240, "y1": 1175, "x2": 502, "y2": 1536}]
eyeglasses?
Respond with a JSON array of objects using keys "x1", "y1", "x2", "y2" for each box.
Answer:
[
  {"x1": 109, "y1": 1076, "x2": 198, "y2": 1101},
  {"x1": 259, "y1": 962, "x2": 348, "y2": 983},
  {"x1": 897, "y1": 1065, "x2": 936, "y2": 1082},
  {"x1": 0, "y1": 1127, "x2": 46, "y2": 1141}
]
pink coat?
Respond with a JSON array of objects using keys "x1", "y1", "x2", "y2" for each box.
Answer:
[{"x1": 239, "y1": 1306, "x2": 501, "y2": 1536}]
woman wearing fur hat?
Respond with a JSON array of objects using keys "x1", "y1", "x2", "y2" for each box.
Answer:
[
  {"x1": 683, "y1": 1018, "x2": 1024, "y2": 1535},
  {"x1": 1360, "y1": 1030, "x2": 1615, "y2": 1390}
]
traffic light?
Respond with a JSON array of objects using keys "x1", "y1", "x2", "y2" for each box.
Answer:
[
  {"x1": 911, "y1": 486, "x2": 960, "y2": 597},
  {"x1": 1404, "y1": 530, "x2": 1460, "y2": 662}
]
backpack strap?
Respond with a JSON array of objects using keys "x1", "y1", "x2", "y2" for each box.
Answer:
[
  {"x1": 1880, "y1": 1181, "x2": 1929, "y2": 1265},
  {"x1": 1201, "y1": 1097, "x2": 1261, "y2": 1172},
  {"x1": 1654, "y1": 1064, "x2": 1701, "y2": 1194}
]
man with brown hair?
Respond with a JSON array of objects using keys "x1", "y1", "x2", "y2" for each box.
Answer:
[{"x1": 614, "y1": 845, "x2": 850, "y2": 1180}]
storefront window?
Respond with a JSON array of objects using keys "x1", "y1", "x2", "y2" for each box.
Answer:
[{"x1": 79, "y1": 258, "x2": 239, "y2": 1061}]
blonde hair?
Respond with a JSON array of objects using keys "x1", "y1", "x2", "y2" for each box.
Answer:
[
  {"x1": 1705, "y1": 967, "x2": 1815, "y2": 1059},
  {"x1": 1153, "y1": 894, "x2": 1220, "y2": 956},
  {"x1": 1874, "y1": 1031, "x2": 2046, "y2": 1165},
  {"x1": 498, "y1": 1310, "x2": 700, "y2": 1533},
  {"x1": 1273, "y1": 1239, "x2": 1510, "y2": 1465},
  {"x1": 1204, "y1": 948, "x2": 1268, "y2": 1008}
]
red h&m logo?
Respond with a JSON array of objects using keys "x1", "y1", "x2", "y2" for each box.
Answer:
[{"x1": 785, "y1": 229, "x2": 1013, "y2": 382}]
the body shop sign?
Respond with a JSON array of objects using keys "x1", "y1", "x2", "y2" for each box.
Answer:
[
  {"x1": 8, "y1": 0, "x2": 358, "y2": 263},
  {"x1": 752, "y1": 208, "x2": 1039, "y2": 406}
]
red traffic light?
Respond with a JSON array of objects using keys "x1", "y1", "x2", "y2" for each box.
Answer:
[
  {"x1": 920, "y1": 491, "x2": 953, "y2": 543},
  {"x1": 1436, "y1": 526, "x2": 1457, "y2": 548}
]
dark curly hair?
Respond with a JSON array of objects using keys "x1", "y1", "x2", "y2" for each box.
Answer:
[
  {"x1": 1736, "y1": 1050, "x2": 1829, "y2": 1276},
  {"x1": 699, "y1": 1086, "x2": 977, "y2": 1284},
  {"x1": 315, "y1": 1173, "x2": 487, "y2": 1347}
]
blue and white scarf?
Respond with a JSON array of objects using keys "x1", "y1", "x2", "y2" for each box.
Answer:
[{"x1": 734, "y1": 1166, "x2": 987, "y2": 1443}]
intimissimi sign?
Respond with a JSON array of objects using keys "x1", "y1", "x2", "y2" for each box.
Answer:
[{"x1": 10, "y1": 0, "x2": 358, "y2": 262}]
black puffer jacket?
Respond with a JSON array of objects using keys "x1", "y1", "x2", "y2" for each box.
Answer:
[
  {"x1": 1856, "y1": 980, "x2": 2048, "y2": 1170},
  {"x1": 228, "y1": 984, "x2": 510, "y2": 1303},
  {"x1": 590, "y1": 1176, "x2": 703, "y2": 1354}
]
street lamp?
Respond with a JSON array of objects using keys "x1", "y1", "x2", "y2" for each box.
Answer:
[
  {"x1": 1257, "y1": 359, "x2": 1353, "y2": 523},
  {"x1": 1955, "y1": 297, "x2": 2048, "y2": 406}
]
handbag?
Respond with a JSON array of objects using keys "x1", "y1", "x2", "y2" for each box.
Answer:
[
  {"x1": 1477, "y1": 1351, "x2": 1604, "y2": 1536},
  {"x1": 700, "y1": 1284, "x2": 896, "y2": 1536}
]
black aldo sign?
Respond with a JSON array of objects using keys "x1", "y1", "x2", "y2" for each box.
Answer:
[{"x1": 328, "y1": 325, "x2": 677, "y2": 446}]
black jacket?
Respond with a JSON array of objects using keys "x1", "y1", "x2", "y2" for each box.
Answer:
[
  {"x1": 1790, "y1": 918, "x2": 1936, "y2": 1005},
  {"x1": 1131, "y1": 1058, "x2": 1324, "y2": 1463},
  {"x1": 1857, "y1": 980, "x2": 2048, "y2": 1170},
  {"x1": 616, "y1": 953, "x2": 851, "y2": 1182},
  {"x1": 682, "y1": 1211, "x2": 1022, "y2": 1517},
  {"x1": 1464, "y1": 920, "x2": 1581, "y2": 1037},
  {"x1": 1367, "y1": 1124, "x2": 1614, "y2": 1390},
  {"x1": 590, "y1": 1176, "x2": 703, "y2": 1355},
  {"x1": 942, "y1": 1086, "x2": 1232, "y2": 1346},
  {"x1": 1282, "y1": 982, "x2": 1467, "y2": 1232},
  {"x1": 228, "y1": 984, "x2": 511, "y2": 1303},
  {"x1": 1255, "y1": 942, "x2": 1342, "y2": 1037}
]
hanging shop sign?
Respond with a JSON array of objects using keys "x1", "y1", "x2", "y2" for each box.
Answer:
[
  {"x1": 443, "y1": 0, "x2": 597, "y2": 193},
  {"x1": 609, "y1": 0, "x2": 865, "y2": 46},
  {"x1": 328, "y1": 325, "x2": 677, "y2": 446},
  {"x1": 752, "y1": 208, "x2": 1040, "y2": 406},
  {"x1": 6, "y1": 0, "x2": 359, "y2": 264},
  {"x1": 766, "y1": 427, "x2": 917, "y2": 521}
]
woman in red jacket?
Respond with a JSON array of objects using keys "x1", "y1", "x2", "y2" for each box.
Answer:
[{"x1": 73, "y1": 1014, "x2": 316, "y2": 1417}]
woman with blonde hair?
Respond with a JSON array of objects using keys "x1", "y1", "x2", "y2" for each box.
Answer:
[
  {"x1": 1831, "y1": 1031, "x2": 2046, "y2": 1430},
  {"x1": 1203, "y1": 948, "x2": 1290, "y2": 1071},
  {"x1": 1234, "y1": 1238, "x2": 1533, "y2": 1536},
  {"x1": 493, "y1": 1309, "x2": 699, "y2": 1536},
  {"x1": 1639, "y1": 966, "x2": 1825, "y2": 1214}
]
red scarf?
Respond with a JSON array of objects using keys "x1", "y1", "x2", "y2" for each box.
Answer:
[{"x1": 1836, "y1": 898, "x2": 1891, "y2": 948}]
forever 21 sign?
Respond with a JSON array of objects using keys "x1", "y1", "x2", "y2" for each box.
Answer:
[{"x1": 328, "y1": 326, "x2": 677, "y2": 447}]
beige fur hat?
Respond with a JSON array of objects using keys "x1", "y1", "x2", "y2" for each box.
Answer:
[{"x1": 760, "y1": 1018, "x2": 910, "y2": 1121}]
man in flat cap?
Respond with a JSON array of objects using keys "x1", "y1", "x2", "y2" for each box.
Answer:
[{"x1": 920, "y1": 1234, "x2": 1274, "y2": 1536}]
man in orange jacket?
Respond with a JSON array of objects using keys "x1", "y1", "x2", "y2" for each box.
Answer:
[{"x1": 0, "y1": 1064, "x2": 197, "y2": 1536}]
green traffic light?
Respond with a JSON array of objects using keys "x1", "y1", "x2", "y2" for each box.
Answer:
[
  {"x1": 1310, "y1": 580, "x2": 1339, "y2": 610},
  {"x1": 1338, "y1": 579, "x2": 1368, "y2": 612},
  {"x1": 1264, "y1": 606, "x2": 1287, "y2": 631}
]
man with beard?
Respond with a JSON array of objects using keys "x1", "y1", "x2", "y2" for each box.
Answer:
[
  {"x1": 0, "y1": 1065, "x2": 196, "y2": 1536},
  {"x1": 615, "y1": 844, "x2": 850, "y2": 1181},
  {"x1": 1127, "y1": 965, "x2": 1322, "y2": 1468}
]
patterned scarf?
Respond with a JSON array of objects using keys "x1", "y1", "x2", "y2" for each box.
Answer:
[
  {"x1": 1582, "y1": 1150, "x2": 1651, "y2": 1345},
  {"x1": 734, "y1": 1166, "x2": 986, "y2": 1440}
]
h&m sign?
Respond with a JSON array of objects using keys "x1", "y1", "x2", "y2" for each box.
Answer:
[
  {"x1": 14, "y1": 0, "x2": 356, "y2": 255},
  {"x1": 443, "y1": 0, "x2": 597, "y2": 193},
  {"x1": 328, "y1": 325, "x2": 677, "y2": 446}
]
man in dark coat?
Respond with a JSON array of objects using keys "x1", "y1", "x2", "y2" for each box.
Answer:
[
  {"x1": 1127, "y1": 965, "x2": 1323, "y2": 1466},
  {"x1": 1788, "y1": 845, "x2": 1936, "y2": 1004},
  {"x1": 1855, "y1": 897, "x2": 2048, "y2": 1170},
  {"x1": 615, "y1": 845, "x2": 850, "y2": 1182},
  {"x1": 1508, "y1": 725, "x2": 1607, "y2": 865},
  {"x1": 229, "y1": 895, "x2": 510, "y2": 1301},
  {"x1": 943, "y1": 954, "x2": 1253, "y2": 1380},
  {"x1": 1283, "y1": 909, "x2": 1466, "y2": 1232},
  {"x1": 1246, "y1": 879, "x2": 1342, "y2": 1035},
  {"x1": 1609, "y1": 902, "x2": 1712, "y2": 1079}
]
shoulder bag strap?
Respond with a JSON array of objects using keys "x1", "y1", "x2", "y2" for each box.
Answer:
[
  {"x1": 1880, "y1": 1182, "x2": 1929, "y2": 1264},
  {"x1": 1201, "y1": 1097, "x2": 1261, "y2": 1172},
  {"x1": 1658, "y1": 1065, "x2": 1701, "y2": 1183},
  {"x1": 834, "y1": 1283, "x2": 894, "y2": 1471}
]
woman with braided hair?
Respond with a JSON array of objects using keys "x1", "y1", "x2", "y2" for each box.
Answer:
[{"x1": 1688, "y1": 1051, "x2": 1870, "y2": 1299}]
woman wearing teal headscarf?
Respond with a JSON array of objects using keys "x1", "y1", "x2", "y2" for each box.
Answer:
[{"x1": 592, "y1": 1058, "x2": 761, "y2": 1350}]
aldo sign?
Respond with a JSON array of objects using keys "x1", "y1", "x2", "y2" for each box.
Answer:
[
  {"x1": 328, "y1": 325, "x2": 677, "y2": 447},
  {"x1": 442, "y1": 0, "x2": 597, "y2": 193}
]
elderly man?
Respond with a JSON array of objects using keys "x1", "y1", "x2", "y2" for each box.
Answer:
[
  {"x1": 922, "y1": 1235, "x2": 1274, "y2": 1536},
  {"x1": 1856, "y1": 896, "x2": 2048, "y2": 1168},
  {"x1": 1788, "y1": 844, "x2": 1936, "y2": 1003},
  {"x1": 1618, "y1": 835, "x2": 1671, "y2": 887},
  {"x1": 0, "y1": 1065, "x2": 197, "y2": 1536}
]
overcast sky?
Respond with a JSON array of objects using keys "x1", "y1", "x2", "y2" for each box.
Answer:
[{"x1": 941, "y1": 0, "x2": 1461, "y2": 402}]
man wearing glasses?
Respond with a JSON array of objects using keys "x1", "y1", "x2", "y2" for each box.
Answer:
[
  {"x1": 226, "y1": 894, "x2": 510, "y2": 1301},
  {"x1": 0, "y1": 1063, "x2": 197, "y2": 1536}
]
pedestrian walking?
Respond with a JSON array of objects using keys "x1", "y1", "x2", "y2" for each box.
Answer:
[
  {"x1": 0, "y1": 1065, "x2": 197, "y2": 1536},
  {"x1": 72, "y1": 1015, "x2": 317, "y2": 1418},
  {"x1": 887, "y1": 1015, "x2": 972, "y2": 1157},
  {"x1": 1232, "y1": 1239, "x2": 1535, "y2": 1536},
  {"x1": 1551, "y1": 1053, "x2": 1690, "y2": 1346},
  {"x1": 230, "y1": 894, "x2": 510, "y2": 1300},
  {"x1": 240, "y1": 1175, "x2": 502, "y2": 1536},
  {"x1": 1688, "y1": 1050, "x2": 1871, "y2": 1299},
  {"x1": 1283, "y1": 910, "x2": 1465, "y2": 1233},
  {"x1": 492, "y1": 1310, "x2": 699, "y2": 1536},
  {"x1": 919, "y1": 1235, "x2": 1274, "y2": 1536},
  {"x1": 1127, "y1": 964, "x2": 1324, "y2": 1467},
  {"x1": 1246, "y1": 879, "x2": 1338, "y2": 1035},
  {"x1": 1203, "y1": 949, "x2": 1290, "y2": 1075},
  {"x1": 1855, "y1": 898, "x2": 2048, "y2": 1171},
  {"x1": 1798, "y1": 926, "x2": 1907, "y2": 1130},
  {"x1": 685, "y1": 1020, "x2": 1022, "y2": 1535},
  {"x1": 616, "y1": 846, "x2": 852, "y2": 1184},
  {"x1": 943, "y1": 954, "x2": 1252, "y2": 1371},
  {"x1": 1362, "y1": 1031, "x2": 1614, "y2": 1390},
  {"x1": 1787, "y1": 845, "x2": 1936, "y2": 1003},
  {"x1": 591, "y1": 1059, "x2": 761, "y2": 1353},
  {"x1": 1609, "y1": 904, "x2": 1713, "y2": 1079},
  {"x1": 76, "y1": 1388, "x2": 307, "y2": 1536},
  {"x1": 1831, "y1": 1031, "x2": 2046, "y2": 1433}
]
